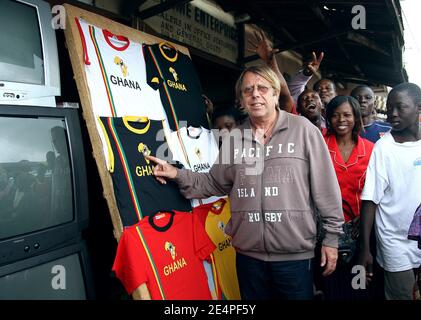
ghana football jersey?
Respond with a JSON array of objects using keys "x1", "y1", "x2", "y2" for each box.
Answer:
[
  {"x1": 143, "y1": 42, "x2": 210, "y2": 130},
  {"x1": 169, "y1": 126, "x2": 221, "y2": 207},
  {"x1": 193, "y1": 198, "x2": 241, "y2": 300},
  {"x1": 98, "y1": 116, "x2": 191, "y2": 227},
  {"x1": 75, "y1": 18, "x2": 166, "y2": 119},
  {"x1": 112, "y1": 210, "x2": 215, "y2": 300},
  {"x1": 76, "y1": 18, "x2": 170, "y2": 167}
]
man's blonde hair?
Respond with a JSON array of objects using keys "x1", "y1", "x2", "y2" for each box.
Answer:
[{"x1": 235, "y1": 65, "x2": 281, "y2": 104}]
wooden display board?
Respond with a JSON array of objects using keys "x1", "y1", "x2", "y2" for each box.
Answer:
[{"x1": 63, "y1": 4, "x2": 190, "y2": 300}]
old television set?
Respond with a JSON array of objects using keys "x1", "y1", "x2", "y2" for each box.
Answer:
[
  {"x1": 0, "y1": 241, "x2": 95, "y2": 299},
  {"x1": 0, "y1": 0, "x2": 60, "y2": 107},
  {"x1": 0, "y1": 105, "x2": 88, "y2": 265}
]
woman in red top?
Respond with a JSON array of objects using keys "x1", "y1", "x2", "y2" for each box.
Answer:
[
  {"x1": 324, "y1": 96, "x2": 374, "y2": 223},
  {"x1": 321, "y1": 95, "x2": 374, "y2": 300}
]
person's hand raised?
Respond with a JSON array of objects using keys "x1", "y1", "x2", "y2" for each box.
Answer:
[
  {"x1": 248, "y1": 29, "x2": 279, "y2": 64},
  {"x1": 303, "y1": 51, "x2": 324, "y2": 76},
  {"x1": 145, "y1": 155, "x2": 178, "y2": 185}
]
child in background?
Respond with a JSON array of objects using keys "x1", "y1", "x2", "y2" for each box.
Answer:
[{"x1": 358, "y1": 83, "x2": 421, "y2": 300}]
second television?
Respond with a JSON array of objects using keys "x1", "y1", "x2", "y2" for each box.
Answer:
[
  {"x1": 0, "y1": 105, "x2": 89, "y2": 266},
  {"x1": 0, "y1": 241, "x2": 95, "y2": 299}
]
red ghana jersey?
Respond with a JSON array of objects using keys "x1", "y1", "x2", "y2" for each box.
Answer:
[{"x1": 112, "y1": 211, "x2": 215, "y2": 299}]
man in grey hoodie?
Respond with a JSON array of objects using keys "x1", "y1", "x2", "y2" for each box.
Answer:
[{"x1": 147, "y1": 65, "x2": 344, "y2": 300}]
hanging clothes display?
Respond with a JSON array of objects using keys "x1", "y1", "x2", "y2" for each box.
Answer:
[
  {"x1": 71, "y1": 12, "x2": 226, "y2": 300},
  {"x1": 75, "y1": 18, "x2": 171, "y2": 167}
]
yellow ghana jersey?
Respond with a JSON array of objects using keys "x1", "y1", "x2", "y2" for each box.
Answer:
[
  {"x1": 193, "y1": 198, "x2": 241, "y2": 300},
  {"x1": 98, "y1": 116, "x2": 191, "y2": 227},
  {"x1": 143, "y1": 42, "x2": 210, "y2": 131},
  {"x1": 169, "y1": 126, "x2": 221, "y2": 207}
]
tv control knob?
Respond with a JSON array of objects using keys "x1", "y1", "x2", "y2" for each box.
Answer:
[
  {"x1": 34, "y1": 243, "x2": 40, "y2": 249},
  {"x1": 24, "y1": 246, "x2": 30, "y2": 252}
]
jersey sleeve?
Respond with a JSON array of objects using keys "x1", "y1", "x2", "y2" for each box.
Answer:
[
  {"x1": 360, "y1": 145, "x2": 389, "y2": 204},
  {"x1": 192, "y1": 212, "x2": 216, "y2": 260},
  {"x1": 97, "y1": 117, "x2": 115, "y2": 172},
  {"x1": 142, "y1": 44, "x2": 162, "y2": 91},
  {"x1": 74, "y1": 17, "x2": 91, "y2": 65},
  {"x1": 184, "y1": 53, "x2": 206, "y2": 97},
  {"x1": 112, "y1": 228, "x2": 148, "y2": 295}
]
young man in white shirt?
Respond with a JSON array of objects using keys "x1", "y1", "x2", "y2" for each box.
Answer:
[{"x1": 358, "y1": 83, "x2": 421, "y2": 300}]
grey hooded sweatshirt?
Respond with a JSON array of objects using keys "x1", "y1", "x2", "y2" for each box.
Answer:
[{"x1": 174, "y1": 110, "x2": 344, "y2": 261}]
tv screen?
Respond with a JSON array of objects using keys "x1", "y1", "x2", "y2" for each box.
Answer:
[
  {"x1": 0, "y1": 116, "x2": 73, "y2": 239},
  {"x1": 0, "y1": 0, "x2": 60, "y2": 107},
  {"x1": 0, "y1": 105, "x2": 88, "y2": 265},
  {"x1": 0, "y1": 241, "x2": 95, "y2": 299},
  {"x1": 0, "y1": 0, "x2": 44, "y2": 85}
]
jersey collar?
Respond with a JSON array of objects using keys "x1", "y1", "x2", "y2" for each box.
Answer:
[
  {"x1": 103, "y1": 29, "x2": 130, "y2": 51},
  {"x1": 159, "y1": 42, "x2": 178, "y2": 62},
  {"x1": 123, "y1": 116, "x2": 151, "y2": 134}
]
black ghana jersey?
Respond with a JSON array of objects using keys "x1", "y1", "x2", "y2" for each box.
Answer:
[
  {"x1": 143, "y1": 42, "x2": 210, "y2": 131},
  {"x1": 99, "y1": 116, "x2": 192, "y2": 226}
]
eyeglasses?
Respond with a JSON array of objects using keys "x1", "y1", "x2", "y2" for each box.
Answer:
[{"x1": 242, "y1": 84, "x2": 271, "y2": 96}]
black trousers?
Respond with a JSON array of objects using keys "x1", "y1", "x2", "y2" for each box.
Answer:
[{"x1": 236, "y1": 253, "x2": 314, "y2": 300}]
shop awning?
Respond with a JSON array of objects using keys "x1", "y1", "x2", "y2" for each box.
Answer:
[{"x1": 213, "y1": 0, "x2": 407, "y2": 87}]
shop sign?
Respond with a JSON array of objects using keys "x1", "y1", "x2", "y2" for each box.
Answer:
[{"x1": 139, "y1": 0, "x2": 238, "y2": 63}]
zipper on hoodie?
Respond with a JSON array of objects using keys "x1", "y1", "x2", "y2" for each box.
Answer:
[
  {"x1": 262, "y1": 134, "x2": 276, "y2": 258},
  {"x1": 257, "y1": 139, "x2": 268, "y2": 256},
  {"x1": 260, "y1": 163, "x2": 268, "y2": 256}
]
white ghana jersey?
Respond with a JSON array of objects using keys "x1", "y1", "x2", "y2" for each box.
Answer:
[
  {"x1": 76, "y1": 18, "x2": 166, "y2": 119},
  {"x1": 170, "y1": 126, "x2": 221, "y2": 207},
  {"x1": 76, "y1": 18, "x2": 169, "y2": 167}
]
